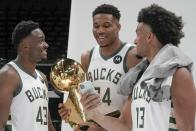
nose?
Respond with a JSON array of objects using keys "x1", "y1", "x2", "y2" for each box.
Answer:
[
  {"x1": 43, "y1": 41, "x2": 49, "y2": 48},
  {"x1": 97, "y1": 27, "x2": 105, "y2": 34}
]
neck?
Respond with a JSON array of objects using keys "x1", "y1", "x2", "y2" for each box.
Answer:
[
  {"x1": 15, "y1": 56, "x2": 37, "y2": 75},
  {"x1": 147, "y1": 42, "x2": 163, "y2": 62},
  {"x1": 100, "y1": 39, "x2": 122, "y2": 57}
]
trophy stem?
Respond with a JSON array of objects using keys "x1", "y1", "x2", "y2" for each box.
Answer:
[{"x1": 68, "y1": 85, "x2": 87, "y2": 123}]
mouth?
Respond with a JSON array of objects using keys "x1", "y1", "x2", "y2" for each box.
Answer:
[
  {"x1": 97, "y1": 36, "x2": 106, "y2": 43},
  {"x1": 41, "y1": 49, "x2": 47, "y2": 55}
]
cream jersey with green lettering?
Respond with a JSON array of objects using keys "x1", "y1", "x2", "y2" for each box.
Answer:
[
  {"x1": 87, "y1": 43, "x2": 134, "y2": 111},
  {"x1": 9, "y1": 61, "x2": 48, "y2": 131},
  {"x1": 131, "y1": 75, "x2": 178, "y2": 131}
]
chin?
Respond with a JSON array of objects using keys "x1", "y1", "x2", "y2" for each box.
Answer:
[
  {"x1": 42, "y1": 57, "x2": 47, "y2": 61},
  {"x1": 42, "y1": 54, "x2": 47, "y2": 60},
  {"x1": 98, "y1": 41, "x2": 106, "y2": 46},
  {"x1": 100, "y1": 44, "x2": 110, "y2": 48},
  {"x1": 38, "y1": 57, "x2": 47, "y2": 62}
]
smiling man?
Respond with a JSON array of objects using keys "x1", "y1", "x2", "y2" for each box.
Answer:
[
  {"x1": 0, "y1": 20, "x2": 56, "y2": 131},
  {"x1": 58, "y1": 4, "x2": 142, "y2": 131}
]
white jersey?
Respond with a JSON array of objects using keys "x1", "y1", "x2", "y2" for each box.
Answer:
[
  {"x1": 9, "y1": 61, "x2": 48, "y2": 131},
  {"x1": 131, "y1": 75, "x2": 178, "y2": 131},
  {"x1": 87, "y1": 43, "x2": 134, "y2": 111}
]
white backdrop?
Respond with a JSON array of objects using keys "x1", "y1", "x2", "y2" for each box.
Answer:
[{"x1": 62, "y1": 0, "x2": 196, "y2": 130}]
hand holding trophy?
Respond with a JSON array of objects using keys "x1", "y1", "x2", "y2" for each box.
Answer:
[
  {"x1": 50, "y1": 58, "x2": 87, "y2": 128},
  {"x1": 50, "y1": 58, "x2": 120, "y2": 130}
]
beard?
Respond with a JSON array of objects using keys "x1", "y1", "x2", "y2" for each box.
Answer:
[
  {"x1": 100, "y1": 44, "x2": 111, "y2": 48},
  {"x1": 99, "y1": 40, "x2": 114, "y2": 48}
]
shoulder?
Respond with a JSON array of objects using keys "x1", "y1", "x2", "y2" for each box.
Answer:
[
  {"x1": 125, "y1": 47, "x2": 143, "y2": 70},
  {"x1": 81, "y1": 50, "x2": 91, "y2": 61},
  {"x1": 171, "y1": 67, "x2": 196, "y2": 103},
  {"x1": 172, "y1": 67, "x2": 194, "y2": 87},
  {"x1": 127, "y1": 46, "x2": 137, "y2": 56},
  {"x1": 0, "y1": 64, "x2": 18, "y2": 80},
  {"x1": 0, "y1": 64, "x2": 19, "y2": 90},
  {"x1": 81, "y1": 48, "x2": 94, "y2": 72}
]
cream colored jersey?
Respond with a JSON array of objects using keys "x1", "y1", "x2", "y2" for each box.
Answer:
[
  {"x1": 9, "y1": 61, "x2": 49, "y2": 131},
  {"x1": 87, "y1": 43, "x2": 134, "y2": 111},
  {"x1": 131, "y1": 75, "x2": 178, "y2": 131}
]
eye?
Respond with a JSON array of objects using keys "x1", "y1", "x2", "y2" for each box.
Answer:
[
  {"x1": 103, "y1": 23, "x2": 111, "y2": 28},
  {"x1": 93, "y1": 23, "x2": 99, "y2": 28}
]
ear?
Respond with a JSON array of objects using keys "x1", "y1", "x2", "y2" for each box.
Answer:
[
  {"x1": 21, "y1": 36, "x2": 31, "y2": 49},
  {"x1": 147, "y1": 32, "x2": 154, "y2": 42},
  {"x1": 20, "y1": 40, "x2": 30, "y2": 50}
]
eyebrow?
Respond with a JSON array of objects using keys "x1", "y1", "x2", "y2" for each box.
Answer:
[{"x1": 35, "y1": 34, "x2": 45, "y2": 39}]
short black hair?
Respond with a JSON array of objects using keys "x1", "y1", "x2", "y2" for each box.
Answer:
[
  {"x1": 93, "y1": 4, "x2": 121, "y2": 20},
  {"x1": 137, "y1": 4, "x2": 184, "y2": 46},
  {"x1": 12, "y1": 20, "x2": 39, "y2": 49}
]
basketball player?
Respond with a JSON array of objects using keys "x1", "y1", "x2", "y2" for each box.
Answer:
[
  {"x1": 79, "y1": 4, "x2": 196, "y2": 131},
  {"x1": 58, "y1": 4, "x2": 142, "y2": 131},
  {"x1": 0, "y1": 20, "x2": 56, "y2": 131}
]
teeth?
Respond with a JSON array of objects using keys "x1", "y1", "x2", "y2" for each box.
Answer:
[
  {"x1": 98, "y1": 36, "x2": 105, "y2": 39},
  {"x1": 99, "y1": 37, "x2": 105, "y2": 41}
]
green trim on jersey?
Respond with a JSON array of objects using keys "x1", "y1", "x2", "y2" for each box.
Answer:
[
  {"x1": 87, "y1": 47, "x2": 95, "y2": 71},
  {"x1": 13, "y1": 61, "x2": 38, "y2": 79},
  {"x1": 169, "y1": 117, "x2": 176, "y2": 124},
  {"x1": 169, "y1": 128, "x2": 178, "y2": 131},
  {"x1": 13, "y1": 78, "x2": 22, "y2": 97},
  {"x1": 99, "y1": 42, "x2": 126, "y2": 60},
  {"x1": 168, "y1": 102, "x2": 178, "y2": 131},
  {"x1": 89, "y1": 47, "x2": 94, "y2": 61},
  {"x1": 37, "y1": 70, "x2": 48, "y2": 87},
  {"x1": 123, "y1": 45, "x2": 134, "y2": 73}
]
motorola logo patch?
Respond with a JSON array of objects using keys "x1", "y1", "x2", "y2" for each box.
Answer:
[{"x1": 113, "y1": 55, "x2": 122, "y2": 64}]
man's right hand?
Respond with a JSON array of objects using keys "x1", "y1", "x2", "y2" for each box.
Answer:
[
  {"x1": 80, "y1": 92, "x2": 101, "y2": 119},
  {"x1": 58, "y1": 103, "x2": 71, "y2": 122}
]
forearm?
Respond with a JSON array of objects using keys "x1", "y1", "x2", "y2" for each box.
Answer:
[
  {"x1": 48, "y1": 118, "x2": 56, "y2": 131},
  {"x1": 0, "y1": 128, "x2": 4, "y2": 131},
  {"x1": 0, "y1": 123, "x2": 5, "y2": 131},
  {"x1": 175, "y1": 115, "x2": 195, "y2": 131},
  {"x1": 48, "y1": 111, "x2": 56, "y2": 131},
  {"x1": 48, "y1": 123, "x2": 56, "y2": 131},
  {"x1": 0, "y1": 114, "x2": 8, "y2": 131},
  {"x1": 91, "y1": 112, "x2": 130, "y2": 131}
]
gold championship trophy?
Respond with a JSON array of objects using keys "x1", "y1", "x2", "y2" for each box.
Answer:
[{"x1": 50, "y1": 58, "x2": 120, "y2": 129}]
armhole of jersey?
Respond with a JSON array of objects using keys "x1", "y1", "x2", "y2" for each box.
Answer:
[
  {"x1": 7, "y1": 64, "x2": 23, "y2": 97},
  {"x1": 87, "y1": 47, "x2": 95, "y2": 70},
  {"x1": 123, "y1": 46, "x2": 134, "y2": 73}
]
